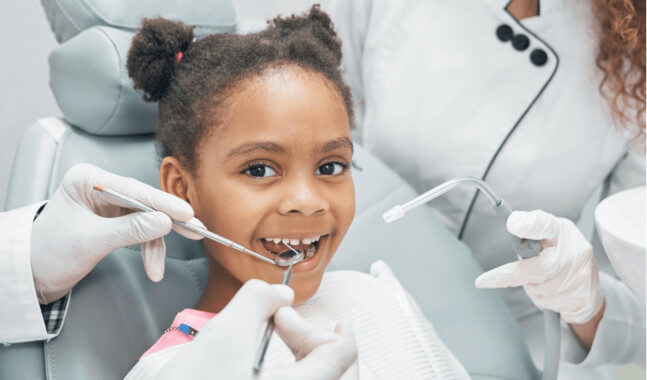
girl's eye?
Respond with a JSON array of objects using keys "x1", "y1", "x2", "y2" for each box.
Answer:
[
  {"x1": 244, "y1": 164, "x2": 277, "y2": 178},
  {"x1": 316, "y1": 162, "x2": 348, "y2": 176}
]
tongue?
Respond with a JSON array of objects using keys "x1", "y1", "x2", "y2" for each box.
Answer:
[{"x1": 261, "y1": 240, "x2": 311, "y2": 254}]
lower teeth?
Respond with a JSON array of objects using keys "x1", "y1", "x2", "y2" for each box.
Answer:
[{"x1": 306, "y1": 244, "x2": 316, "y2": 258}]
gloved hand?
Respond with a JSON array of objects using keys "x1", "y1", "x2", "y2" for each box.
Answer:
[
  {"x1": 270, "y1": 307, "x2": 358, "y2": 379},
  {"x1": 475, "y1": 210, "x2": 605, "y2": 324},
  {"x1": 158, "y1": 280, "x2": 358, "y2": 380},
  {"x1": 30, "y1": 163, "x2": 203, "y2": 304}
]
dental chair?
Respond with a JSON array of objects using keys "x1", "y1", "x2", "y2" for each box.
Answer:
[{"x1": 1, "y1": 1, "x2": 539, "y2": 378}]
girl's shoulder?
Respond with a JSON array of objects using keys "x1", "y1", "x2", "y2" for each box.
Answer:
[{"x1": 140, "y1": 308, "x2": 217, "y2": 360}]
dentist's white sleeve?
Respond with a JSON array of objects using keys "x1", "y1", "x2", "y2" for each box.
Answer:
[
  {"x1": 563, "y1": 149, "x2": 646, "y2": 366},
  {"x1": 562, "y1": 273, "x2": 645, "y2": 366},
  {"x1": 0, "y1": 201, "x2": 67, "y2": 344}
]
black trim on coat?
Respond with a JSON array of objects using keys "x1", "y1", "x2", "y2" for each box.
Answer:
[{"x1": 457, "y1": 2, "x2": 559, "y2": 240}]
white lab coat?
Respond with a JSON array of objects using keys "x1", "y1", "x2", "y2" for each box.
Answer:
[
  {"x1": 327, "y1": 0, "x2": 645, "y2": 378},
  {"x1": 0, "y1": 201, "x2": 66, "y2": 344}
]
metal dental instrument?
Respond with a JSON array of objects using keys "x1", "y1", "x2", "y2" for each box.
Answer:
[
  {"x1": 273, "y1": 243, "x2": 306, "y2": 266},
  {"x1": 384, "y1": 177, "x2": 503, "y2": 222},
  {"x1": 95, "y1": 183, "x2": 311, "y2": 373},
  {"x1": 93, "y1": 183, "x2": 288, "y2": 266},
  {"x1": 383, "y1": 176, "x2": 543, "y2": 258},
  {"x1": 382, "y1": 176, "x2": 560, "y2": 380},
  {"x1": 253, "y1": 243, "x2": 303, "y2": 373}
]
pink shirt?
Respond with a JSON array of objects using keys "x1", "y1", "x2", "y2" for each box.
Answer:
[{"x1": 141, "y1": 309, "x2": 216, "y2": 359}]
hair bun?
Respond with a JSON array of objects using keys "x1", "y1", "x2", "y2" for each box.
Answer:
[
  {"x1": 127, "y1": 17, "x2": 194, "y2": 102},
  {"x1": 271, "y1": 4, "x2": 342, "y2": 65}
]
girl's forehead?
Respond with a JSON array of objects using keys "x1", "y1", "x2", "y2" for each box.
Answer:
[
  {"x1": 230, "y1": 67, "x2": 346, "y2": 114},
  {"x1": 218, "y1": 71, "x2": 350, "y2": 137}
]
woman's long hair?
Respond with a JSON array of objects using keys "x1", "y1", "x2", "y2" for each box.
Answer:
[{"x1": 592, "y1": 0, "x2": 646, "y2": 140}]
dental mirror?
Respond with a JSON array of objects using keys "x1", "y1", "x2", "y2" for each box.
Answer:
[{"x1": 275, "y1": 246, "x2": 305, "y2": 266}]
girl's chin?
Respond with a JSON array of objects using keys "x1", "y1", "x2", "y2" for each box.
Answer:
[
  {"x1": 229, "y1": 234, "x2": 335, "y2": 301},
  {"x1": 291, "y1": 276, "x2": 325, "y2": 304},
  {"x1": 250, "y1": 263, "x2": 326, "y2": 303}
]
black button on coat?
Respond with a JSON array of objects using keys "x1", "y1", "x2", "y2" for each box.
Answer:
[
  {"x1": 496, "y1": 24, "x2": 513, "y2": 41},
  {"x1": 530, "y1": 48, "x2": 548, "y2": 66},
  {"x1": 512, "y1": 34, "x2": 530, "y2": 51}
]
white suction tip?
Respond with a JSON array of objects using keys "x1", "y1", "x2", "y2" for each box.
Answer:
[{"x1": 383, "y1": 205, "x2": 405, "y2": 223}]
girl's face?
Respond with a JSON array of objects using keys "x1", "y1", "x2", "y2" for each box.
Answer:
[{"x1": 161, "y1": 67, "x2": 355, "y2": 304}]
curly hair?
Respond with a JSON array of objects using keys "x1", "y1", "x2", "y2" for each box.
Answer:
[
  {"x1": 126, "y1": 5, "x2": 354, "y2": 172},
  {"x1": 592, "y1": 0, "x2": 646, "y2": 139}
]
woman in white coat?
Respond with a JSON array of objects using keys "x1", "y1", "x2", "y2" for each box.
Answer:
[{"x1": 327, "y1": 0, "x2": 645, "y2": 378}]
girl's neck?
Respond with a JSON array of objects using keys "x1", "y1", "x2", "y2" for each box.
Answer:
[{"x1": 194, "y1": 260, "x2": 242, "y2": 313}]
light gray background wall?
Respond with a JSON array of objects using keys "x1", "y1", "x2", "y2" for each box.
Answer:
[
  {"x1": 0, "y1": 0, "x2": 325, "y2": 211},
  {"x1": 1, "y1": 1, "x2": 60, "y2": 211}
]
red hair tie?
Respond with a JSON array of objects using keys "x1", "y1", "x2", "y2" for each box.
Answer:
[{"x1": 175, "y1": 51, "x2": 183, "y2": 63}]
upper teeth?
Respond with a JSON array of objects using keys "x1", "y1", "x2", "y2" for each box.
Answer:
[{"x1": 263, "y1": 235, "x2": 322, "y2": 245}]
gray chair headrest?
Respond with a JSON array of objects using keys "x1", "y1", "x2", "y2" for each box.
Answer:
[
  {"x1": 49, "y1": 27, "x2": 159, "y2": 135},
  {"x1": 42, "y1": 0, "x2": 237, "y2": 43},
  {"x1": 45, "y1": 0, "x2": 238, "y2": 136}
]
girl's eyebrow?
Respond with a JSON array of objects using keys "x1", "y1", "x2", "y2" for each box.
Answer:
[
  {"x1": 225, "y1": 142, "x2": 287, "y2": 161},
  {"x1": 318, "y1": 137, "x2": 354, "y2": 153},
  {"x1": 225, "y1": 137, "x2": 353, "y2": 162}
]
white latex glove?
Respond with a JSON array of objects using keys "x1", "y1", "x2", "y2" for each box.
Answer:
[
  {"x1": 30, "y1": 163, "x2": 204, "y2": 304},
  {"x1": 475, "y1": 210, "x2": 605, "y2": 324},
  {"x1": 158, "y1": 280, "x2": 358, "y2": 380},
  {"x1": 271, "y1": 307, "x2": 358, "y2": 379}
]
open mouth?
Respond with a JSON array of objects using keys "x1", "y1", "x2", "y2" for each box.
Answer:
[{"x1": 259, "y1": 234, "x2": 328, "y2": 264}]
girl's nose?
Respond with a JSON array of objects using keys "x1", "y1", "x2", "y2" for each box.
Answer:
[{"x1": 278, "y1": 178, "x2": 329, "y2": 217}]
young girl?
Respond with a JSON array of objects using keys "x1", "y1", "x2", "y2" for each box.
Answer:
[{"x1": 125, "y1": 6, "x2": 469, "y2": 379}]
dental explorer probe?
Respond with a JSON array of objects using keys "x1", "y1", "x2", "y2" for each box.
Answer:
[
  {"x1": 93, "y1": 183, "x2": 292, "y2": 266},
  {"x1": 253, "y1": 243, "x2": 304, "y2": 373}
]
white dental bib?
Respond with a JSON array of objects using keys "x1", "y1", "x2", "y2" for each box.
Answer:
[{"x1": 127, "y1": 261, "x2": 469, "y2": 379}]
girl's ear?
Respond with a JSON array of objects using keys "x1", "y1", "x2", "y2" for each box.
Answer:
[{"x1": 160, "y1": 156, "x2": 195, "y2": 205}]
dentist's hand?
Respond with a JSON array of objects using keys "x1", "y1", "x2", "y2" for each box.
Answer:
[
  {"x1": 270, "y1": 307, "x2": 358, "y2": 379},
  {"x1": 475, "y1": 210, "x2": 605, "y2": 324},
  {"x1": 157, "y1": 280, "x2": 358, "y2": 380},
  {"x1": 30, "y1": 163, "x2": 203, "y2": 304}
]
